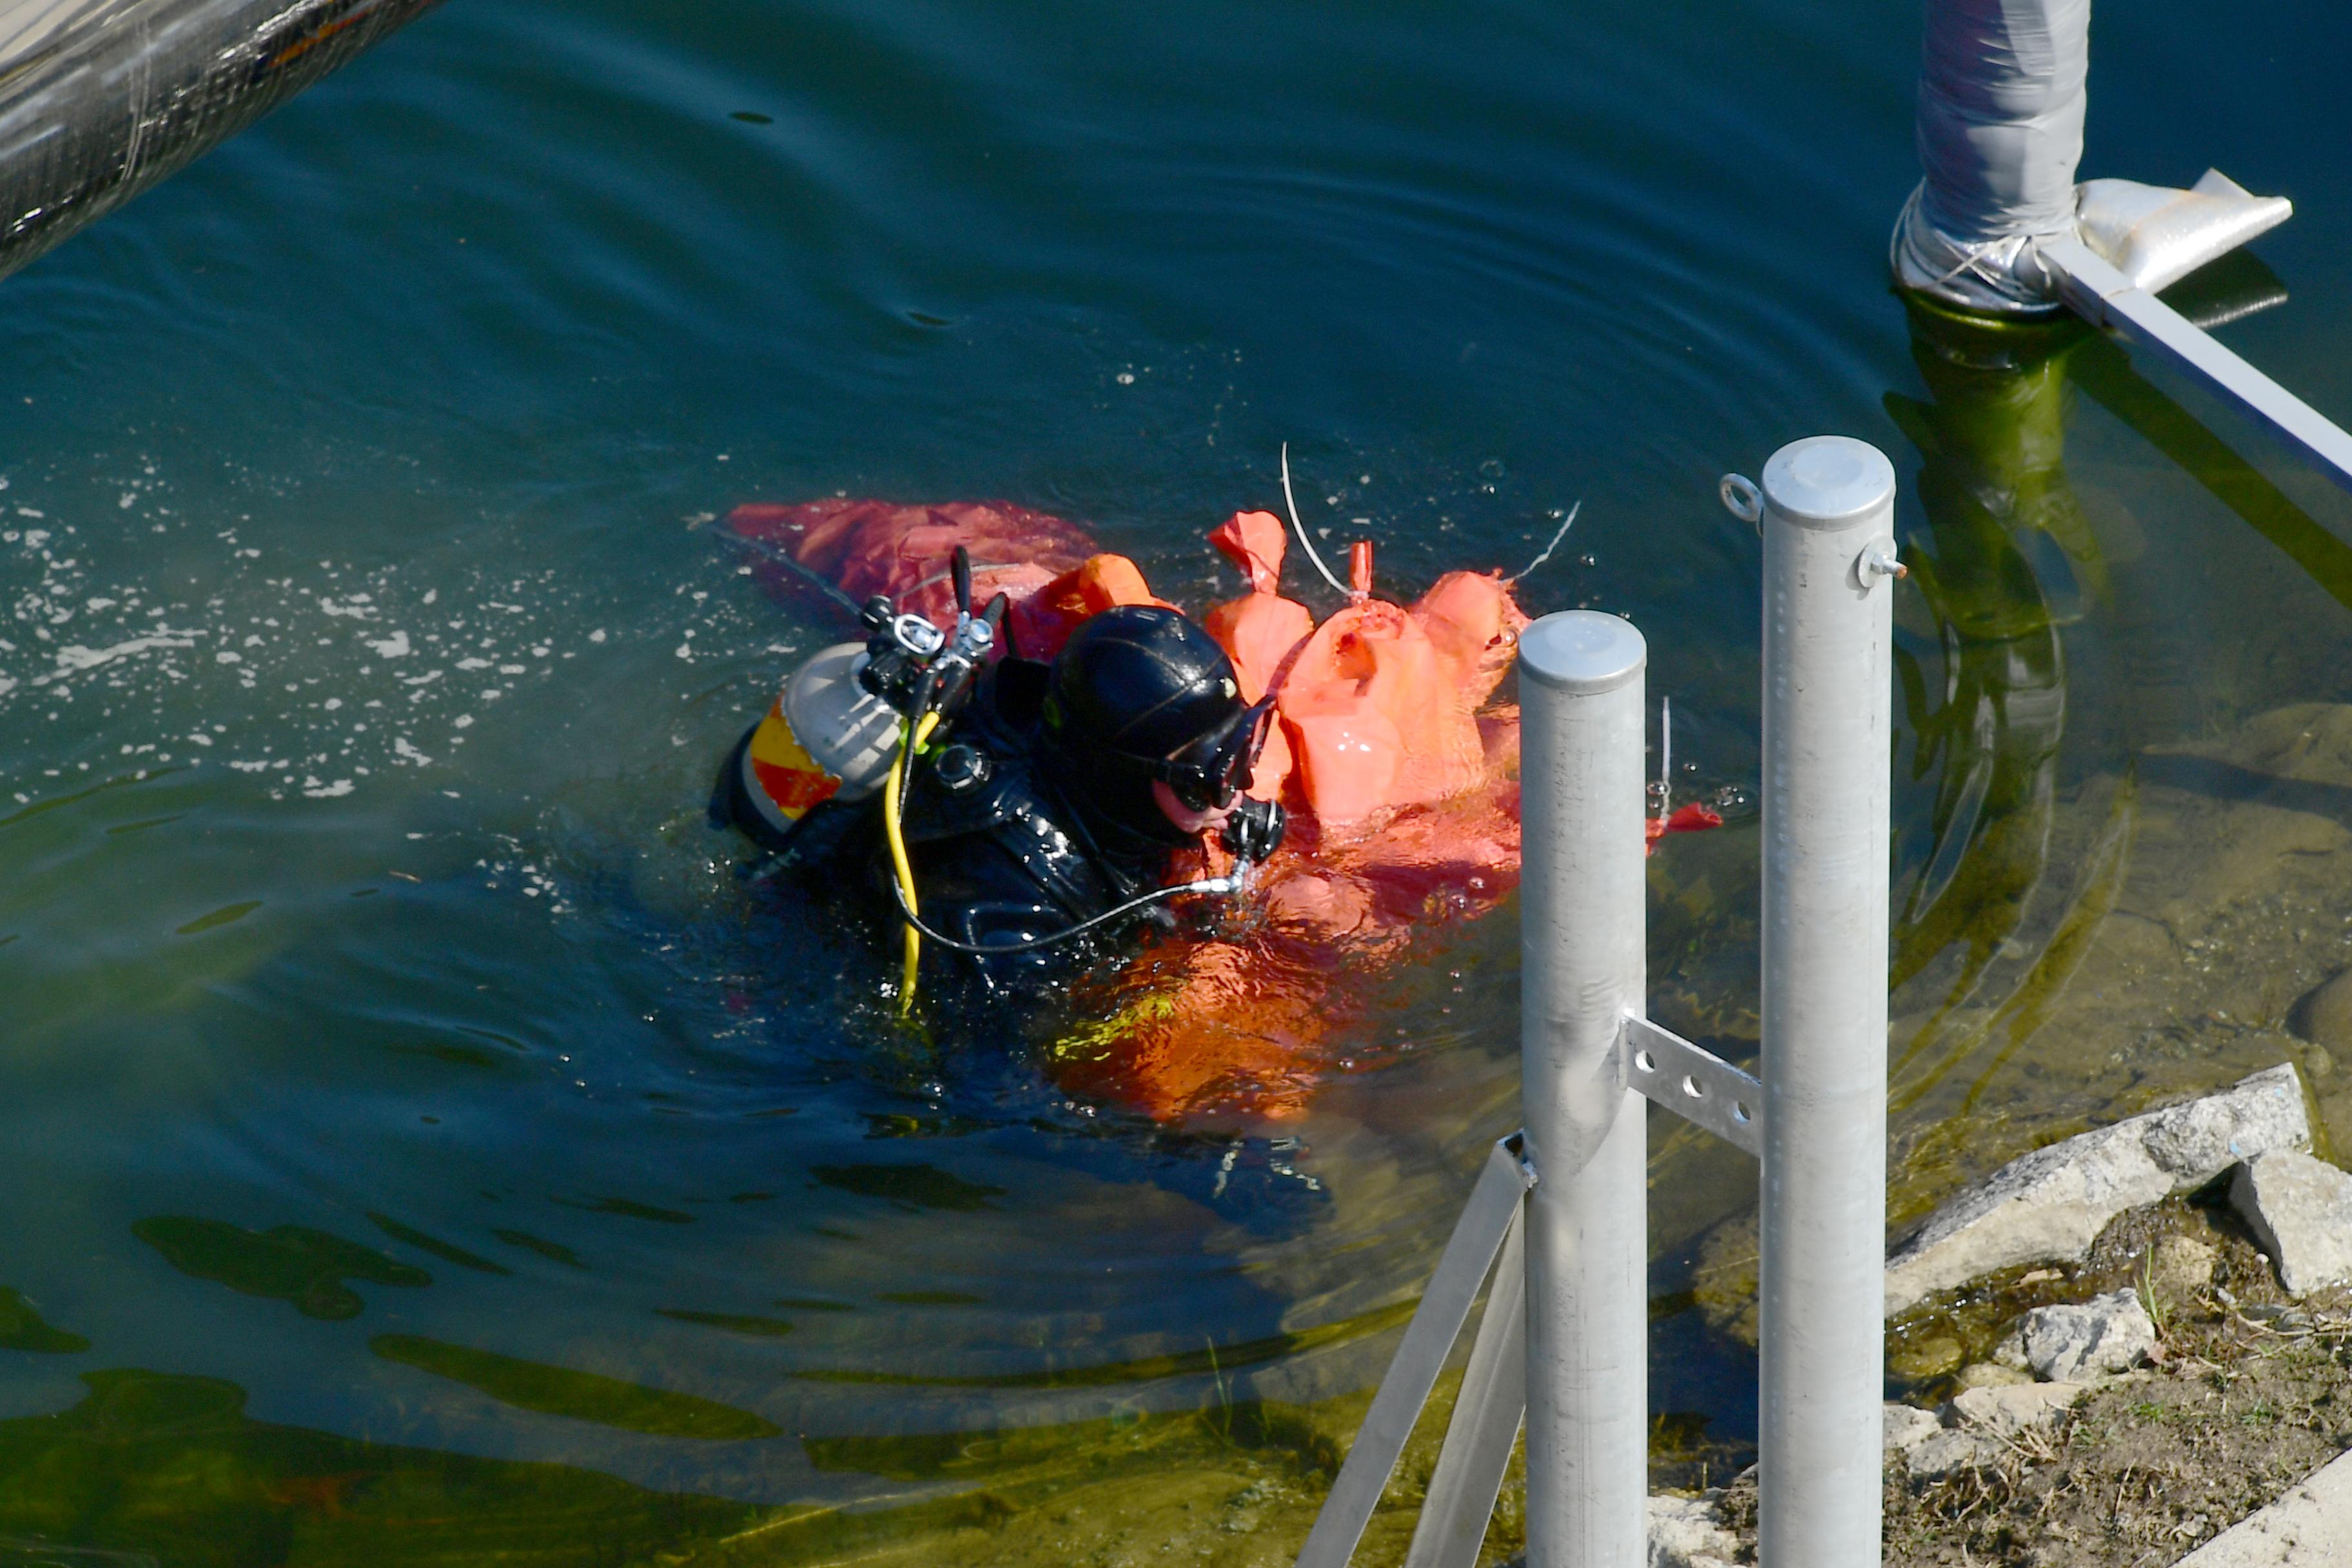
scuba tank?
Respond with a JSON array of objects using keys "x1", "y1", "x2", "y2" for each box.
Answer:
[
  {"x1": 721, "y1": 580, "x2": 970, "y2": 850},
  {"x1": 730, "y1": 642, "x2": 903, "y2": 847}
]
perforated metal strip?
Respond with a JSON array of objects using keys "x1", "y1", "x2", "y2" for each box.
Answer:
[{"x1": 1622, "y1": 1015, "x2": 1763, "y2": 1159}]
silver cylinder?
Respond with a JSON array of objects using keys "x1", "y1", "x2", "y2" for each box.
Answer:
[
  {"x1": 1916, "y1": 0, "x2": 2088, "y2": 246},
  {"x1": 1893, "y1": 0, "x2": 2090, "y2": 313},
  {"x1": 1756, "y1": 438, "x2": 1897, "y2": 1568},
  {"x1": 1518, "y1": 611, "x2": 1649, "y2": 1568}
]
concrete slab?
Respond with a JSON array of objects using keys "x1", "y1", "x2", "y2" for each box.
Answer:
[{"x1": 2173, "y1": 1447, "x2": 2352, "y2": 1566}]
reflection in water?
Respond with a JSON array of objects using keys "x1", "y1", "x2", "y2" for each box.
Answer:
[
  {"x1": 550, "y1": 1197, "x2": 698, "y2": 1224},
  {"x1": 131, "y1": 1219, "x2": 431, "y2": 1321},
  {"x1": 1879, "y1": 275, "x2": 2352, "y2": 1210},
  {"x1": 489, "y1": 1231, "x2": 589, "y2": 1270},
  {"x1": 2067, "y1": 338, "x2": 2352, "y2": 616},
  {"x1": 1883, "y1": 301, "x2": 2085, "y2": 1118},
  {"x1": 0, "y1": 1366, "x2": 1384, "y2": 1563},
  {"x1": 656, "y1": 1308, "x2": 799, "y2": 1338},
  {"x1": 787, "y1": 1297, "x2": 1415, "y2": 1389}
]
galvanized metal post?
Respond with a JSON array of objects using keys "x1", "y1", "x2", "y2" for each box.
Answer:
[
  {"x1": 1756, "y1": 438, "x2": 1898, "y2": 1568},
  {"x1": 1517, "y1": 611, "x2": 1649, "y2": 1568}
]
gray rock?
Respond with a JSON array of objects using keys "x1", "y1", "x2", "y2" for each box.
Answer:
[
  {"x1": 1885, "y1": 1064, "x2": 2308, "y2": 1313},
  {"x1": 1903, "y1": 1427, "x2": 2006, "y2": 1480},
  {"x1": 2291, "y1": 969, "x2": 2352, "y2": 1054},
  {"x1": 1883, "y1": 1402, "x2": 1943, "y2": 1455},
  {"x1": 1947, "y1": 1380, "x2": 2083, "y2": 1437},
  {"x1": 2019, "y1": 1290, "x2": 2156, "y2": 1382},
  {"x1": 1645, "y1": 1493, "x2": 1739, "y2": 1568},
  {"x1": 1901, "y1": 1381, "x2": 2084, "y2": 1479},
  {"x1": 2230, "y1": 1150, "x2": 2352, "y2": 1295}
]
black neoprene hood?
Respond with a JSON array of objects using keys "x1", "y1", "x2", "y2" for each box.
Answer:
[
  {"x1": 1037, "y1": 605, "x2": 1248, "y2": 851},
  {"x1": 1043, "y1": 605, "x2": 1244, "y2": 764}
]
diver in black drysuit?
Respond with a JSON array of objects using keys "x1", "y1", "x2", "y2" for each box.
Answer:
[
  {"x1": 716, "y1": 602, "x2": 1317, "y2": 1224},
  {"x1": 720, "y1": 604, "x2": 1285, "y2": 985}
]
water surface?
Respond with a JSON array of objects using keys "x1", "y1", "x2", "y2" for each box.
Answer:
[{"x1": 3, "y1": 0, "x2": 2351, "y2": 1555}]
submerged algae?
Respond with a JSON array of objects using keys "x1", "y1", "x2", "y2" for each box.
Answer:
[
  {"x1": 0, "y1": 1360, "x2": 1488, "y2": 1568},
  {"x1": 131, "y1": 1219, "x2": 431, "y2": 1322},
  {"x1": 369, "y1": 1336, "x2": 783, "y2": 1441},
  {"x1": 0, "y1": 1288, "x2": 86, "y2": 1355},
  {"x1": 0, "y1": 1369, "x2": 764, "y2": 1567}
]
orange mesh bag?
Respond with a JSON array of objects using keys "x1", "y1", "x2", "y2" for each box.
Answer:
[
  {"x1": 1274, "y1": 599, "x2": 1491, "y2": 833},
  {"x1": 1004, "y1": 553, "x2": 1177, "y2": 662},
  {"x1": 725, "y1": 499, "x2": 1093, "y2": 635},
  {"x1": 1200, "y1": 511, "x2": 1312, "y2": 802}
]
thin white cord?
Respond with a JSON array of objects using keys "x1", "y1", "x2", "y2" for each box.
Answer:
[
  {"x1": 1280, "y1": 442, "x2": 1350, "y2": 598},
  {"x1": 1890, "y1": 180, "x2": 2045, "y2": 295},
  {"x1": 1658, "y1": 695, "x2": 1671, "y2": 823},
  {"x1": 1511, "y1": 500, "x2": 1581, "y2": 582}
]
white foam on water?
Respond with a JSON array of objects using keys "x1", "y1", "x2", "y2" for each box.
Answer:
[{"x1": 0, "y1": 464, "x2": 760, "y2": 817}]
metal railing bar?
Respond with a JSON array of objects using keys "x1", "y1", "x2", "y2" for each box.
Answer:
[
  {"x1": 1402, "y1": 1210, "x2": 1529, "y2": 1568},
  {"x1": 1293, "y1": 1135, "x2": 1531, "y2": 1568},
  {"x1": 2044, "y1": 237, "x2": 2352, "y2": 500}
]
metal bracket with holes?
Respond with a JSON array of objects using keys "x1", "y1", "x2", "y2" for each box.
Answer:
[{"x1": 1620, "y1": 1015, "x2": 1762, "y2": 1158}]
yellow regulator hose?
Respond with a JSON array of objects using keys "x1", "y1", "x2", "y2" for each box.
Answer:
[{"x1": 884, "y1": 710, "x2": 941, "y2": 1010}]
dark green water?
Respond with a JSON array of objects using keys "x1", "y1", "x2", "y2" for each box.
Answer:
[{"x1": 3, "y1": 0, "x2": 2351, "y2": 1556}]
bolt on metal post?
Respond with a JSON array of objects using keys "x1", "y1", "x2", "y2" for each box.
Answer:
[
  {"x1": 1756, "y1": 438, "x2": 1898, "y2": 1568},
  {"x1": 1517, "y1": 611, "x2": 1650, "y2": 1568}
]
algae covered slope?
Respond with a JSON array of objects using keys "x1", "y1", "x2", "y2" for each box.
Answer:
[{"x1": 0, "y1": 1358, "x2": 1531, "y2": 1567}]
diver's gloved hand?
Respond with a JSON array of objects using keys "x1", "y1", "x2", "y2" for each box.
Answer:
[{"x1": 1222, "y1": 798, "x2": 1286, "y2": 865}]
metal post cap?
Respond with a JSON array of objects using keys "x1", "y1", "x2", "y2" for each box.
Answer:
[
  {"x1": 1762, "y1": 436, "x2": 1896, "y2": 527},
  {"x1": 1518, "y1": 610, "x2": 1646, "y2": 694}
]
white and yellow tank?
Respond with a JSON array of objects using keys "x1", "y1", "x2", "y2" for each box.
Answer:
[{"x1": 736, "y1": 643, "x2": 903, "y2": 842}]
